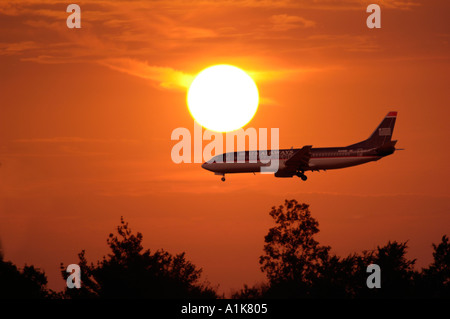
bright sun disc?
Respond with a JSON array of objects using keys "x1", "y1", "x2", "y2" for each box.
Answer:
[{"x1": 187, "y1": 64, "x2": 259, "y2": 132}]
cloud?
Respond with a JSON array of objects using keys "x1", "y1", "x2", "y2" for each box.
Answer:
[
  {"x1": 242, "y1": 0, "x2": 420, "y2": 10},
  {"x1": 270, "y1": 14, "x2": 315, "y2": 31},
  {"x1": 99, "y1": 58, "x2": 195, "y2": 90},
  {"x1": 0, "y1": 41, "x2": 39, "y2": 55},
  {"x1": 99, "y1": 57, "x2": 327, "y2": 92},
  {"x1": 249, "y1": 67, "x2": 327, "y2": 82},
  {"x1": 0, "y1": 0, "x2": 426, "y2": 85},
  {"x1": 13, "y1": 137, "x2": 139, "y2": 144},
  {"x1": 21, "y1": 55, "x2": 88, "y2": 64},
  {"x1": 0, "y1": 136, "x2": 143, "y2": 158},
  {"x1": 2, "y1": 137, "x2": 142, "y2": 158}
]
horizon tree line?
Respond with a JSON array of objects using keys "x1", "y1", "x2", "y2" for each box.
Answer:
[{"x1": 1, "y1": 199, "x2": 449, "y2": 299}]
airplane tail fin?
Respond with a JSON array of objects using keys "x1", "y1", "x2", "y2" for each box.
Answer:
[{"x1": 350, "y1": 112, "x2": 397, "y2": 148}]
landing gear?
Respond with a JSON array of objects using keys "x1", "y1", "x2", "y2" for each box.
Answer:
[
  {"x1": 296, "y1": 171, "x2": 308, "y2": 181},
  {"x1": 215, "y1": 173, "x2": 226, "y2": 182}
]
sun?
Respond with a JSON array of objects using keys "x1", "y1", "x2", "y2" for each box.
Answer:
[{"x1": 187, "y1": 64, "x2": 259, "y2": 132}]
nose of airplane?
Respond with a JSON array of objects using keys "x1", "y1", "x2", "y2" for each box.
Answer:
[{"x1": 201, "y1": 162, "x2": 213, "y2": 171}]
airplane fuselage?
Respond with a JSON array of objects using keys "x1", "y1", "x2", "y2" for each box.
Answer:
[
  {"x1": 201, "y1": 112, "x2": 399, "y2": 181},
  {"x1": 202, "y1": 146, "x2": 391, "y2": 175}
]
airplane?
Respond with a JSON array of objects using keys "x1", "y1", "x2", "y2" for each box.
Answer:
[{"x1": 201, "y1": 112, "x2": 400, "y2": 181}]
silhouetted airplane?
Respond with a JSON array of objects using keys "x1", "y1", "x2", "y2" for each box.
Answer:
[{"x1": 202, "y1": 112, "x2": 400, "y2": 181}]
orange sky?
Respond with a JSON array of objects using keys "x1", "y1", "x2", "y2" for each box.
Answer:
[{"x1": 0, "y1": 0, "x2": 449, "y2": 295}]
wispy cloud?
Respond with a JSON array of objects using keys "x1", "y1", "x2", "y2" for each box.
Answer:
[
  {"x1": 2, "y1": 137, "x2": 141, "y2": 158},
  {"x1": 250, "y1": 67, "x2": 324, "y2": 82},
  {"x1": 0, "y1": 0, "x2": 420, "y2": 14},
  {"x1": 0, "y1": 0, "x2": 428, "y2": 81},
  {"x1": 0, "y1": 41, "x2": 39, "y2": 55},
  {"x1": 270, "y1": 14, "x2": 315, "y2": 31},
  {"x1": 99, "y1": 58, "x2": 195, "y2": 90},
  {"x1": 98, "y1": 58, "x2": 330, "y2": 92},
  {"x1": 13, "y1": 137, "x2": 140, "y2": 144}
]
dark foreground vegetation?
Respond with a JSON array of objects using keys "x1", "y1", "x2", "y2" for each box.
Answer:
[{"x1": 1, "y1": 200, "x2": 449, "y2": 299}]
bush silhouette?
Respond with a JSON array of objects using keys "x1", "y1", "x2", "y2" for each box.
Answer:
[
  {"x1": 1, "y1": 201, "x2": 448, "y2": 299},
  {"x1": 0, "y1": 257, "x2": 51, "y2": 299},
  {"x1": 259, "y1": 199, "x2": 331, "y2": 298},
  {"x1": 233, "y1": 199, "x2": 450, "y2": 299},
  {"x1": 61, "y1": 217, "x2": 216, "y2": 299}
]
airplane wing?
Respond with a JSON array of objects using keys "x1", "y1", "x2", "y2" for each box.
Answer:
[
  {"x1": 275, "y1": 145, "x2": 312, "y2": 177},
  {"x1": 285, "y1": 145, "x2": 313, "y2": 169}
]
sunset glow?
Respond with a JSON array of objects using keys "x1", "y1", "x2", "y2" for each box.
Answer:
[
  {"x1": 0, "y1": 0, "x2": 449, "y2": 301},
  {"x1": 187, "y1": 65, "x2": 259, "y2": 132}
]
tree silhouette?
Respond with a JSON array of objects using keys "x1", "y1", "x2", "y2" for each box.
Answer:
[
  {"x1": 1, "y1": 201, "x2": 447, "y2": 299},
  {"x1": 420, "y1": 235, "x2": 450, "y2": 297},
  {"x1": 371, "y1": 241, "x2": 417, "y2": 298},
  {"x1": 311, "y1": 252, "x2": 369, "y2": 298},
  {"x1": 234, "y1": 199, "x2": 450, "y2": 299},
  {"x1": 0, "y1": 256, "x2": 51, "y2": 299},
  {"x1": 61, "y1": 217, "x2": 216, "y2": 299},
  {"x1": 259, "y1": 199, "x2": 331, "y2": 297},
  {"x1": 230, "y1": 283, "x2": 268, "y2": 299}
]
